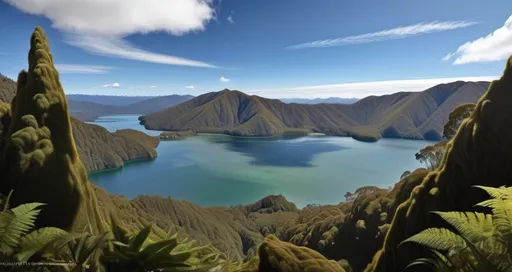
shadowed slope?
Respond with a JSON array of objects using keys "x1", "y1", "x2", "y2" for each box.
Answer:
[
  {"x1": 367, "y1": 57, "x2": 512, "y2": 271},
  {"x1": 0, "y1": 27, "x2": 105, "y2": 233},
  {"x1": 141, "y1": 82, "x2": 488, "y2": 141}
]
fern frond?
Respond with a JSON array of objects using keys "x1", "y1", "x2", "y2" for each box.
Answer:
[
  {"x1": 474, "y1": 186, "x2": 512, "y2": 200},
  {"x1": 434, "y1": 211, "x2": 493, "y2": 242},
  {"x1": 477, "y1": 199, "x2": 512, "y2": 235},
  {"x1": 0, "y1": 203, "x2": 45, "y2": 255},
  {"x1": 15, "y1": 227, "x2": 69, "y2": 262},
  {"x1": 401, "y1": 228, "x2": 466, "y2": 251}
]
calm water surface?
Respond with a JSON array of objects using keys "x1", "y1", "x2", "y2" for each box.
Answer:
[{"x1": 88, "y1": 115, "x2": 430, "y2": 208}]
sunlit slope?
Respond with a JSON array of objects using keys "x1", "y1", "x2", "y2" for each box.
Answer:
[{"x1": 141, "y1": 82, "x2": 489, "y2": 141}]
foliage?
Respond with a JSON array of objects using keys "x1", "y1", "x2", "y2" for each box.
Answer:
[
  {"x1": 102, "y1": 223, "x2": 222, "y2": 272},
  {"x1": 401, "y1": 185, "x2": 512, "y2": 271},
  {"x1": 443, "y1": 103, "x2": 476, "y2": 139},
  {"x1": 415, "y1": 141, "x2": 448, "y2": 171}
]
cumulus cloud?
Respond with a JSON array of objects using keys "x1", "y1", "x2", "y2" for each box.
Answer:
[
  {"x1": 185, "y1": 85, "x2": 195, "y2": 89},
  {"x1": 443, "y1": 15, "x2": 512, "y2": 64},
  {"x1": 5, "y1": 0, "x2": 217, "y2": 68},
  {"x1": 55, "y1": 64, "x2": 114, "y2": 74},
  {"x1": 287, "y1": 21, "x2": 477, "y2": 49},
  {"x1": 102, "y1": 82, "x2": 121, "y2": 88},
  {"x1": 220, "y1": 76, "x2": 231, "y2": 82},
  {"x1": 249, "y1": 76, "x2": 497, "y2": 99}
]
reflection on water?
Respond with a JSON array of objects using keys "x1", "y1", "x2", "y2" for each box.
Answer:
[
  {"x1": 88, "y1": 115, "x2": 431, "y2": 208},
  {"x1": 205, "y1": 136, "x2": 347, "y2": 167}
]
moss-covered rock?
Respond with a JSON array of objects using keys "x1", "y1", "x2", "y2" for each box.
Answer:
[{"x1": 0, "y1": 27, "x2": 105, "y2": 234}]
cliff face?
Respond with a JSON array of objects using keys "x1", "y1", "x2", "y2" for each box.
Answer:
[
  {"x1": 0, "y1": 72, "x2": 159, "y2": 173},
  {"x1": 140, "y1": 82, "x2": 488, "y2": 141},
  {"x1": 367, "y1": 57, "x2": 512, "y2": 271},
  {"x1": 0, "y1": 27, "x2": 105, "y2": 233}
]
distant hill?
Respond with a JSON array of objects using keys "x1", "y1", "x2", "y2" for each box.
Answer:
[
  {"x1": 140, "y1": 82, "x2": 490, "y2": 141},
  {"x1": 280, "y1": 97, "x2": 359, "y2": 104},
  {"x1": 67, "y1": 94, "x2": 156, "y2": 106},
  {"x1": 67, "y1": 94, "x2": 194, "y2": 121},
  {"x1": 0, "y1": 73, "x2": 159, "y2": 172}
]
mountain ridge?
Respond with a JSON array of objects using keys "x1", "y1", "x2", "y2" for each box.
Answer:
[{"x1": 140, "y1": 81, "x2": 490, "y2": 141}]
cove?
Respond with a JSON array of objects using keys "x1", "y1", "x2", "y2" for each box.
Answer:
[{"x1": 88, "y1": 115, "x2": 431, "y2": 208}]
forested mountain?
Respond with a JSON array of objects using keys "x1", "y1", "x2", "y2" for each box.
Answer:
[
  {"x1": 141, "y1": 82, "x2": 489, "y2": 141},
  {"x1": 0, "y1": 74, "x2": 159, "y2": 172}
]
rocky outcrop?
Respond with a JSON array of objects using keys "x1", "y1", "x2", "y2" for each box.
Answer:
[
  {"x1": 367, "y1": 57, "x2": 512, "y2": 271},
  {"x1": 0, "y1": 27, "x2": 105, "y2": 233}
]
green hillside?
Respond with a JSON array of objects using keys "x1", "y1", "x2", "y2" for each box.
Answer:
[{"x1": 141, "y1": 83, "x2": 489, "y2": 141}]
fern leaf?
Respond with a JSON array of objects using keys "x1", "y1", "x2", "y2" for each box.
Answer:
[
  {"x1": 15, "y1": 227, "x2": 69, "y2": 262},
  {"x1": 477, "y1": 199, "x2": 512, "y2": 235},
  {"x1": 434, "y1": 211, "x2": 493, "y2": 242},
  {"x1": 0, "y1": 203, "x2": 45, "y2": 255},
  {"x1": 474, "y1": 186, "x2": 512, "y2": 200},
  {"x1": 401, "y1": 228, "x2": 466, "y2": 251}
]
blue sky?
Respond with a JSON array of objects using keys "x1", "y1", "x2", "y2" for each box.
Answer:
[{"x1": 0, "y1": 0, "x2": 512, "y2": 98}]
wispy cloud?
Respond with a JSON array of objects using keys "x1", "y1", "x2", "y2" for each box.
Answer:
[
  {"x1": 185, "y1": 85, "x2": 195, "y2": 89},
  {"x1": 149, "y1": 85, "x2": 158, "y2": 88},
  {"x1": 227, "y1": 11, "x2": 234, "y2": 24},
  {"x1": 5, "y1": 0, "x2": 218, "y2": 68},
  {"x1": 443, "y1": 15, "x2": 512, "y2": 64},
  {"x1": 102, "y1": 82, "x2": 121, "y2": 88},
  {"x1": 287, "y1": 21, "x2": 477, "y2": 49},
  {"x1": 249, "y1": 76, "x2": 497, "y2": 99},
  {"x1": 55, "y1": 64, "x2": 114, "y2": 74},
  {"x1": 220, "y1": 76, "x2": 231, "y2": 82},
  {"x1": 65, "y1": 35, "x2": 217, "y2": 68}
]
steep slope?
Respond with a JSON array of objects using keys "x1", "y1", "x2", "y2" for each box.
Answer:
[
  {"x1": 0, "y1": 27, "x2": 105, "y2": 233},
  {"x1": 67, "y1": 94, "x2": 194, "y2": 121},
  {"x1": 141, "y1": 83, "x2": 488, "y2": 141},
  {"x1": 367, "y1": 58, "x2": 512, "y2": 271},
  {"x1": 71, "y1": 119, "x2": 159, "y2": 172}
]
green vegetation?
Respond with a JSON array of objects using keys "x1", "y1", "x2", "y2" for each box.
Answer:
[
  {"x1": 443, "y1": 103, "x2": 476, "y2": 139},
  {"x1": 415, "y1": 141, "x2": 448, "y2": 171},
  {"x1": 402, "y1": 185, "x2": 512, "y2": 271},
  {"x1": 159, "y1": 130, "x2": 197, "y2": 140}
]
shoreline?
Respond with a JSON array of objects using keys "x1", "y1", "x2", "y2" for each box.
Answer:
[{"x1": 88, "y1": 156, "x2": 156, "y2": 175}]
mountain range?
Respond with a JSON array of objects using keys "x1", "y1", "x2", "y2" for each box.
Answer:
[
  {"x1": 68, "y1": 94, "x2": 194, "y2": 121},
  {"x1": 140, "y1": 81, "x2": 489, "y2": 141}
]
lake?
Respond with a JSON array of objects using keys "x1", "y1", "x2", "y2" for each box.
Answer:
[{"x1": 88, "y1": 115, "x2": 431, "y2": 208}]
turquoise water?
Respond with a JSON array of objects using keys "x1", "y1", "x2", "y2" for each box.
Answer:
[{"x1": 88, "y1": 115, "x2": 431, "y2": 208}]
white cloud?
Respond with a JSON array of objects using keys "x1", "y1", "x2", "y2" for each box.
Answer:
[
  {"x1": 102, "y1": 82, "x2": 121, "y2": 88},
  {"x1": 227, "y1": 11, "x2": 234, "y2": 24},
  {"x1": 149, "y1": 85, "x2": 158, "y2": 88},
  {"x1": 5, "y1": 0, "x2": 217, "y2": 68},
  {"x1": 220, "y1": 76, "x2": 231, "y2": 82},
  {"x1": 287, "y1": 21, "x2": 477, "y2": 49},
  {"x1": 443, "y1": 15, "x2": 512, "y2": 64},
  {"x1": 248, "y1": 76, "x2": 498, "y2": 99},
  {"x1": 185, "y1": 85, "x2": 195, "y2": 89},
  {"x1": 55, "y1": 64, "x2": 114, "y2": 74}
]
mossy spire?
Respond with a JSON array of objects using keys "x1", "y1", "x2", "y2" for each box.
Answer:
[{"x1": 0, "y1": 27, "x2": 105, "y2": 234}]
